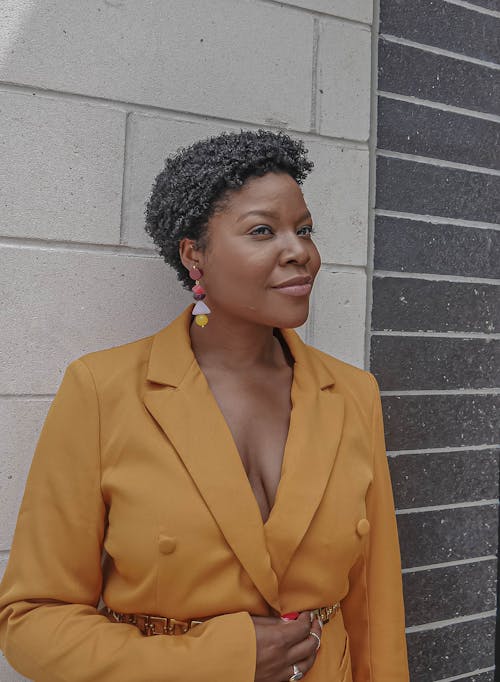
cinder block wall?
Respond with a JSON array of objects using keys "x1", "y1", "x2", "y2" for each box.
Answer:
[
  {"x1": 371, "y1": 0, "x2": 499, "y2": 680},
  {"x1": 0, "y1": 1, "x2": 373, "y2": 679}
]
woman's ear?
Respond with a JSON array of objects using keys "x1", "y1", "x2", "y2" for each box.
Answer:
[{"x1": 179, "y1": 237, "x2": 203, "y2": 271}]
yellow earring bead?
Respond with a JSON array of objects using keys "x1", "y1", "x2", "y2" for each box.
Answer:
[{"x1": 194, "y1": 314, "x2": 209, "y2": 328}]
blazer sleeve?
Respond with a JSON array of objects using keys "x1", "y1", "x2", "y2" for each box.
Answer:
[
  {"x1": 340, "y1": 372, "x2": 409, "y2": 682},
  {"x1": 0, "y1": 359, "x2": 256, "y2": 682}
]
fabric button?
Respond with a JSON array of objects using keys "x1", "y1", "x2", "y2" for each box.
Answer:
[
  {"x1": 158, "y1": 535, "x2": 177, "y2": 554},
  {"x1": 356, "y1": 519, "x2": 370, "y2": 537}
]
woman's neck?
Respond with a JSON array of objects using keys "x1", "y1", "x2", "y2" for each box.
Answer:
[{"x1": 189, "y1": 312, "x2": 292, "y2": 373}]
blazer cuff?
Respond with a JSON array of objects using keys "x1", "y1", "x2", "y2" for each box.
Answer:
[{"x1": 184, "y1": 610, "x2": 256, "y2": 682}]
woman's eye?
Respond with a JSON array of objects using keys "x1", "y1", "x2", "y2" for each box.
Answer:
[
  {"x1": 249, "y1": 225, "x2": 315, "y2": 237},
  {"x1": 250, "y1": 225, "x2": 273, "y2": 236}
]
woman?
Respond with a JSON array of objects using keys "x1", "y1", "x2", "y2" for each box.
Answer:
[{"x1": 0, "y1": 129, "x2": 409, "y2": 681}]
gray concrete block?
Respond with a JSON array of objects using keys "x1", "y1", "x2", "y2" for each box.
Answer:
[
  {"x1": 277, "y1": 0, "x2": 373, "y2": 23},
  {"x1": 302, "y1": 140, "x2": 369, "y2": 265},
  {"x1": 310, "y1": 268, "x2": 366, "y2": 367},
  {"x1": 0, "y1": 245, "x2": 188, "y2": 394},
  {"x1": 0, "y1": 0, "x2": 313, "y2": 129},
  {"x1": 0, "y1": 91, "x2": 125, "y2": 243},
  {"x1": 317, "y1": 20, "x2": 372, "y2": 140},
  {"x1": 0, "y1": 399, "x2": 50, "y2": 549},
  {"x1": 123, "y1": 113, "x2": 231, "y2": 248},
  {"x1": 0, "y1": 564, "x2": 29, "y2": 679},
  {"x1": 0, "y1": 649, "x2": 29, "y2": 682}
]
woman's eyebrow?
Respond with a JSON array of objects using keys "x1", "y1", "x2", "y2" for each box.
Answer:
[{"x1": 237, "y1": 209, "x2": 312, "y2": 222}]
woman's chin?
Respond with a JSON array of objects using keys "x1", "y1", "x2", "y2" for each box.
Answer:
[
  {"x1": 215, "y1": 298, "x2": 311, "y2": 329},
  {"x1": 270, "y1": 303, "x2": 311, "y2": 329}
]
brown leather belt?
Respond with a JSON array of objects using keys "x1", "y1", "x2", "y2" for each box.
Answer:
[{"x1": 103, "y1": 602, "x2": 340, "y2": 637}]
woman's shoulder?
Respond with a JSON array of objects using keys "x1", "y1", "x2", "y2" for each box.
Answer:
[
  {"x1": 304, "y1": 342, "x2": 378, "y2": 396},
  {"x1": 67, "y1": 330, "x2": 157, "y2": 384}
]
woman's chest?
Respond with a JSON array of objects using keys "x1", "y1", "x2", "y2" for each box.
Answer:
[
  {"x1": 98, "y1": 379, "x2": 373, "y2": 614},
  {"x1": 201, "y1": 369, "x2": 294, "y2": 522}
]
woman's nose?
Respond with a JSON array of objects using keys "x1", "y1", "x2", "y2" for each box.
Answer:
[{"x1": 279, "y1": 233, "x2": 311, "y2": 265}]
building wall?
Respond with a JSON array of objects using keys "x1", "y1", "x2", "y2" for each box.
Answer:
[
  {"x1": 2, "y1": 2, "x2": 498, "y2": 681},
  {"x1": 371, "y1": 0, "x2": 499, "y2": 680},
  {"x1": 0, "y1": 1, "x2": 373, "y2": 679}
]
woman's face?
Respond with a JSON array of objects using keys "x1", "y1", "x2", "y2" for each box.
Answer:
[{"x1": 188, "y1": 171, "x2": 321, "y2": 329}]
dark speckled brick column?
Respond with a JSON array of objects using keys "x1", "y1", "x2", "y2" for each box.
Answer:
[{"x1": 371, "y1": 1, "x2": 500, "y2": 680}]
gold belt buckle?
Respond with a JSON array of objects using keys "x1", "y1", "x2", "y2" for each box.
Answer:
[
  {"x1": 168, "y1": 617, "x2": 192, "y2": 635},
  {"x1": 143, "y1": 615, "x2": 192, "y2": 636},
  {"x1": 314, "y1": 602, "x2": 340, "y2": 625}
]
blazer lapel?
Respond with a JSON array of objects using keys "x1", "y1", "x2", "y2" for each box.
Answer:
[
  {"x1": 143, "y1": 305, "x2": 280, "y2": 611},
  {"x1": 263, "y1": 328, "x2": 345, "y2": 581}
]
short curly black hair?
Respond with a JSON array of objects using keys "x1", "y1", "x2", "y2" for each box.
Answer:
[{"x1": 144, "y1": 128, "x2": 314, "y2": 290}]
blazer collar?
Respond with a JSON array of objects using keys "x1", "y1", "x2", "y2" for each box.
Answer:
[
  {"x1": 144, "y1": 304, "x2": 344, "y2": 609},
  {"x1": 146, "y1": 303, "x2": 336, "y2": 390}
]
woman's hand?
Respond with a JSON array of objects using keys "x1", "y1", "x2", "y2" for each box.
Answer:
[{"x1": 251, "y1": 611, "x2": 322, "y2": 682}]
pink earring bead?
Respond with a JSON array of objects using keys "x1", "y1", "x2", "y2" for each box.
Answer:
[
  {"x1": 192, "y1": 283, "x2": 205, "y2": 295},
  {"x1": 190, "y1": 266, "x2": 203, "y2": 280}
]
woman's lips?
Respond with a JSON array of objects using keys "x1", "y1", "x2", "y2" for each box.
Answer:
[{"x1": 272, "y1": 283, "x2": 312, "y2": 297}]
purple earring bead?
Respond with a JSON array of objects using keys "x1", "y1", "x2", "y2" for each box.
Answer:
[{"x1": 193, "y1": 293, "x2": 206, "y2": 300}]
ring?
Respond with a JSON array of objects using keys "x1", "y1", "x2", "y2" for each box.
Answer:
[
  {"x1": 289, "y1": 664, "x2": 304, "y2": 681},
  {"x1": 309, "y1": 630, "x2": 321, "y2": 651}
]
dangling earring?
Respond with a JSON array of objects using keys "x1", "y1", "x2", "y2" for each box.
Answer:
[{"x1": 190, "y1": 264, "x2": 211, "y2": 328}]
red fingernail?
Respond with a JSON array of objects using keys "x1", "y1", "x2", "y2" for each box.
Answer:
[{"x1": 281, "y1": 611, "x2": 299, "y2": 621}]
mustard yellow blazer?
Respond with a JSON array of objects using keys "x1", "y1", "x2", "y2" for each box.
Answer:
[{"x1": 0, "y1": 304, "x2": 409, "y2": 682}]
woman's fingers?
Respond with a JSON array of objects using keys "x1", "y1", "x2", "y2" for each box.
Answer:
[
  {"x1": 282, "y1": 614, "x2": 322, "y2": 679},
  {"x1": 283, "y1": 643, "x2": 318, "y2": 680},
  {"x1": 308, "y1": 616, "x2": 322, "y2": 650},
  {"x1": 280, "y1": 611, "x2": 313, "y2": 646},
  {"x1": 286, "y1": 618, "x2": 321, "y2": 679},
  {"x1": 309, "y1": 630, "x2": 321, "y2": 651},
  {"x1": 284, "y1": 628, "x2": 319, "y2": 667},
  {"x1": 251, "y1": 610, "x2": 322, "y2": 682}
]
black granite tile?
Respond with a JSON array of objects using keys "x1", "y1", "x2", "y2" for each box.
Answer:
[
  {"x1": 389, "y1": 449, "x2": 500, "y2": 508},
  {"x1": 370, "y1": 336, "x2": 500, "y2": 390},
  {"x1": 380, "y1": 0, "x2": 500, "y2": 64},
  {"x1": 465, "y1": 673, "x2": 495, "y2": 682},
  {"x1": 374, "y1": 216, "x2": 500, "y2": 279},
  {"x1": 382, "y1": 394, "x2": 500, "y2": 451},
  {"x1": 378, "y1": 40, "x2": 500, "y2": 117},
  {"x1": 407, "y1": 616, "x2": 496, "y2": 681},
  {"x1": 397, "y1": 505, "x2": 498, "y2": 568},
  {"x1": 372, "y1": 277, "x2": 500, "y2": 334},
  {"x1": 466, "y1": 0, "x2": 500, "y2": 10},
  {"x1": 403, "y1": 559, "x2": 497, "y2": 626},
  {"x1": 377, "y1": 97, "x2": 500, "y2": 170},
  {"x1": 376, "y1": 156, "x2": 500, "y2": 224}
]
